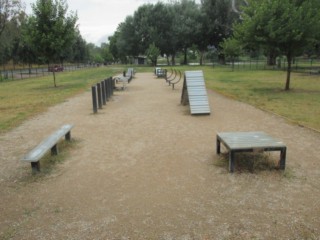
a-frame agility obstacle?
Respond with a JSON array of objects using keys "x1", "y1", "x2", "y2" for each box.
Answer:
[{"x1": 180, "y1": 70, "x2": 211, "y2": 115}]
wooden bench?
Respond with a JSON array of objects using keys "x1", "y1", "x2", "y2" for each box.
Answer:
[
  {"x1": 114, "y1": 68, "x2": 135, "y2": 90},
  {"x1": 21, "y1": 124, "x2": 74, "y2": 173},
  {"x1": 114, "y1": 75, "x2": 129, "y2": 90}
]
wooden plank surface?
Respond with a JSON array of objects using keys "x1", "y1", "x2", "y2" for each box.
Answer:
[
  {"x1": 217, "y1": 131, "x2": 286, "y2": 150},
  {"x1": 185, "y1": 70, "x2": 210, "y2": 115},
  {"x1": 22, "y1": 124, "x2": 73, "y2": 162}
]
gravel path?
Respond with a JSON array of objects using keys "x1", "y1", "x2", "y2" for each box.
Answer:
[{"x1": 0, "y1": 72, "x2": 319, "y2": 239}]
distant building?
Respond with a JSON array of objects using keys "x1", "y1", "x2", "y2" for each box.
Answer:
[{"x1": 134, "y1": 56, "x2": 147, "y2": 65}]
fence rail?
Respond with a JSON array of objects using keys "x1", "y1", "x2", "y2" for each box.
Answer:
[
  {"x1": 0, "y1": 64, "x2": 99, "y2": 81},
  {"x1": 210, "y1": 58, "x2": 320, "y2": 74}
]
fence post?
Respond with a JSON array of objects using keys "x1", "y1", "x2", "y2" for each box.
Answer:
[
  {"x1": 92, "y1": 85, "x2": 98, "y2": 114},
  {"x1": 97, "y1": 82, "x2": 103, "y2": 109}
]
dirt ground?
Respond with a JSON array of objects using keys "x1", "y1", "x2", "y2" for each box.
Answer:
[{"x1": 0, "y1": 72, "x2": 319, "y2": 240}]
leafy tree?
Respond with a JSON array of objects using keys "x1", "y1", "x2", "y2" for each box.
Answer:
[
  {"x1": 71, "y1": 29, "x2": 89, "y2": 65},
  {"x1": 116, "y1": 16, "x2": 138, "y2": 63},
  {"x1": 234, "y1": 0, "x2": 320, "y2": 90},
  {"x1": 132, "y1": 4, "x2": 154, "y2": 55},
  {"x1": 220, "y1": 37, "x2": 242, "y2": 70},
  {"x1": 173, "y1": 0, "x2": 201, "y2": 65},
  {"x1": 18, "y1": 15, "x2": 44, "y2": 71},
  {"x1": 100, "y1": 43, "x2": 113, "y2": 64},
  {"x1": 200, "y1": 0, "x2": 238, "y2": 63},
  {"x1": 29, "y1": 0, "x2": 78, "y2": 87},
  {"x1": 146, "y1": 42, "x2": 160, "y2": 66},
  {"x1": 0, "y1": 0, "x2": 22, "y2": 37},
  {"x1": 0, "y1": 0, "x2": 23, "y2": 67}
]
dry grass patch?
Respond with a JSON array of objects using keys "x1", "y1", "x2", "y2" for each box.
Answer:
[{"x1": 216, "y1": 151, "x2": 280, "y2": 174}]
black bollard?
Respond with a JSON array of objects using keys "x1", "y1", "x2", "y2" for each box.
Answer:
[
  {"x1": 97, "y1": 83, "x2": 103, "y2": 109},
  {"x1": 101, "y1": 81, "x2": 106, "y2": 105},
  {"x1": 110, "y1": 77, "x2": 115, "y2": 95},
  {"x1": 104, "y1": 79, "x2": 109, "y2": 101},
  {"x1": 92, "y1": 85, "x2": 98, "y2": 114}
]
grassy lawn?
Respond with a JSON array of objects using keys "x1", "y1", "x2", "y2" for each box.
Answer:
[
  {"x1": 202, "y1": 66, "x2": 320, "y2": 131},
  {"x1": 0, "y1": 66, "x2": 120, "y2": 133},
  {"x1": 0, "y1": 65, "x2": 319, "y2": 133}
]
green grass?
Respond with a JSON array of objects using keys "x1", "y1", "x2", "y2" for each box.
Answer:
[
  {"x1": 0, "y1": 66, "x2": 119, "y2": 133},
  {"x1": 202, "y1": 66, "x2": 320, "y2": 131}
]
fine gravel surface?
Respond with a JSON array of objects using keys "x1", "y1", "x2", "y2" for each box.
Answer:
[{"x1": 0, "y1": 72, "x2": 319, "y2": 239}]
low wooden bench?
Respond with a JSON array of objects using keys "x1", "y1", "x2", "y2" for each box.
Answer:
[
  {"x1": 114, "y1": 68, "x2": 135, "y2": 90},
  {"x1": 114, "y1": 75, "x2": 129, "y2": 90},
  {"x1": 216, "y1": 131, "x2": 286, "y2": 172},
  {"x1": 21, "y1": 124, "x2": 74, "y2": 173}
]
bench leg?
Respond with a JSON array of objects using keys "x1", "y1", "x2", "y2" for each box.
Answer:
[
  {"x1": 65, "y1": 131, "x2": 71, "y2": 141},
  {"x1": 279, "y1": 147, "x2": 286, "y2": 170},
  {"x1": 31, "y1": 162, "x2": 40, "y2": 173},
  {"x1": 216, "y1": 138, "x2": 221, "y2": 154},
  {"x1": 229, "y1": 151, "x2": 235, "y2": 173},
  {"x1": 51, "y1": 144, "x2": 58, "y2": 155}
]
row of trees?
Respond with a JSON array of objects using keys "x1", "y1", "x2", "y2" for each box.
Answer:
[
  {"x1": 0, "y1": 0, "x2": 113, "y2": 74},
  {"x1": 108, "y1": 0, "x2": 239, "y2": 66},
  {"x1": 222, "y1": 0, "x2": 320, "y2": 90},
  {"x1": 1, "y1": 0, "x2": 320, "y2": 89},
  {"x1": 109, "y1": 0, "x2": 320, "y2": 90}
]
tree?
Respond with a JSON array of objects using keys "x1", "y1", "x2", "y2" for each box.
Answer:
[
  {"x1": 116, "y1": 16, "x2": 138, "y2": 63},
  {"x1": 200, "y1": 0, "x2": 238, "y2": 64},
  {"x1": 71, "y1": 29, "x2": 89, "y2": 65},
  {"x1": 146, "y1": 42, "x2": 160, "y2": 66},
  {"x1": 0, "y1": 0, "x2": 22, "y2": 37},
  {"x1": 220, "y1": 37, "x2": 242, "y2": 70},
  {"x1": 30, "y1": 0, "x2": 78, "y2": 87},
  {"x1": 108, "y1": 31, "x2": 120, "y2": 63},
  {"x1": 0, "y1": 12, "x2": 23, "y2": 66},
  {"x1": 234, "y1": 0, "x2": 320, "y2": 90},
  {"x1": 19, "y1": 15, "x2": 38, "y2": 71},
  {"x1": 172, "y1": 0, "x2": 201, "y2": 65},
  {"x1": 0, "y1": 0, "x2": 23, "y2": 67}
]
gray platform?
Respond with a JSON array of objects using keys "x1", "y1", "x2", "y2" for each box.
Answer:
[
  {"x1": 180, "y1": 71, "x2": 210, "y2": 115},
  {"x1": 216, "y1": 131, "x2": 287, "y2": 172}
]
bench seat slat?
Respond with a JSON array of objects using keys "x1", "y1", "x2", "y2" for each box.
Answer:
[{"x1": 22, "y1": 124, "x2": 73, "y2": 162}]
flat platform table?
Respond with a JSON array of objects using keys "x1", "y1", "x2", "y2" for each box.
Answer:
[{"x1": 216, "y1": 131, "x2": 286, "y2": 172}]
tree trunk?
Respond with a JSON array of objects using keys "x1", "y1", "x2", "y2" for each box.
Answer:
[
  {"x1": 199, "y1": 51, "x2": 204, "y2": 66},
  {"x1": 232, "y1": 57, "x2": 235, "y2": 71},
  {"x1": 218, "y1": 53, "x2": 226, "y2": 65},
  {"x1": 53, "y1": 71, "x2": 57, "y2": 87},
  {"x1": 285, "y1": 53, "x2": 292, "y2": 91},
  {"x1": 171, "y1": 54, "x2": 176, "y2": 66},
  {"x1": 183, "y1": 48, "x2": 188, "y2": 65},
  {"x1": 267, "y1": 50, "x2": 277, "y2": 66},
  {"x1": 166, "y1": 56, "x2": 170, "y2": 65}
]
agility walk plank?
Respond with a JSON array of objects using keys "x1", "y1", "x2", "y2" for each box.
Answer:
[{"x1": 180, "y1": 70, "x2": 211, "y2": 115}]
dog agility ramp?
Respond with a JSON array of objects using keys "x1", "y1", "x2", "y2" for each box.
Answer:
[{"x1": 180, "y1": 70, "x2": 211, "y2": 115}]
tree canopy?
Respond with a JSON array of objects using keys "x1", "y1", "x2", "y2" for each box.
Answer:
[
  {"x1": 233, "y1": 0, "x2": 320, "y2": 90},
  {"x1": 1, "y1": 0, "x2": 320, "y2": 78},
  {"x1": 29, "y1": 0, "x2": 78, "y2": 86}
]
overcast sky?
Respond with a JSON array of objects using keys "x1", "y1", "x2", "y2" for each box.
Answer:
[{"x1": 23, "y1": 0, "x2": 201, "y2": 46}]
